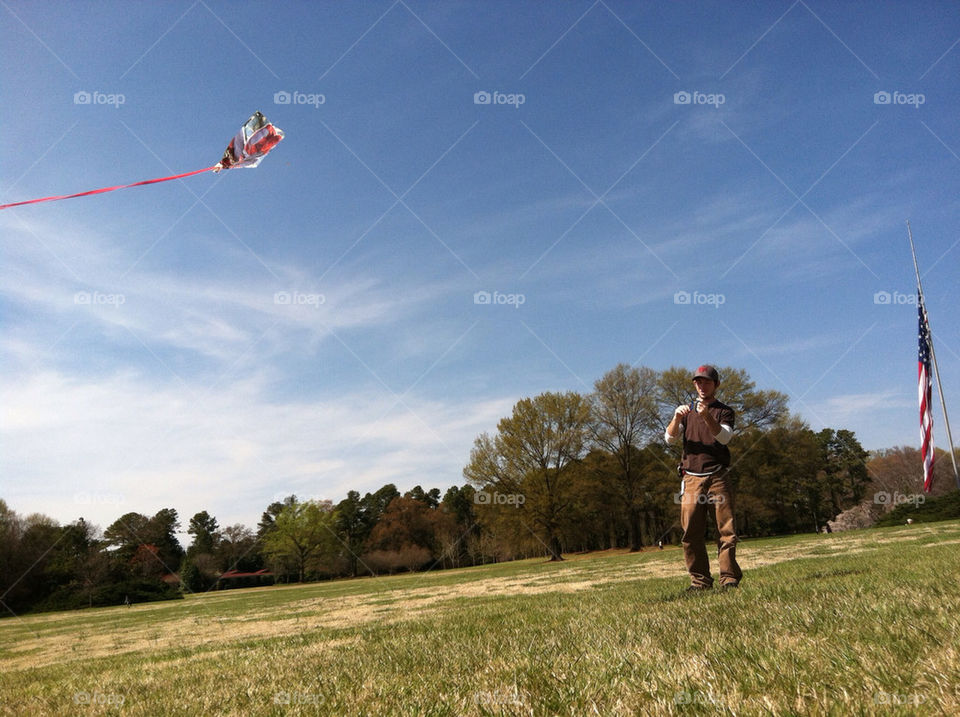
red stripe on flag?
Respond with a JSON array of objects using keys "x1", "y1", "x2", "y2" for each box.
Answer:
[
  {"x1": 918, "y1": 291, "x2": 935, "y2": 492},
  {"x1": 920, "y1": 360, "x2": 934, "y2": 492}
]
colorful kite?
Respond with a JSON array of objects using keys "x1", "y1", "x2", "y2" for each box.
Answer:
[
  {"x1": 213, "y1": 111, "x2": 285, "y2": 172},
  {"x1": 0, "y1": 111, "x2": 284, "y2": 210}
]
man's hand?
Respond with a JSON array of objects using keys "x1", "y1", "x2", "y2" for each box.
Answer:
[
  {"x1": 695, "y1": 399, "x2": 724, "y2": 438},
  {"x1": 667, "y1": 397, "x2": 731, "y2": 444},
  {"x1": 666, "y1": 404, "x2": 689, "y2": 442}
]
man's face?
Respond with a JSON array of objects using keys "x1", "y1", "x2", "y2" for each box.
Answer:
[{"x1": 693, "y1": 377, "x2": 716, "y2": 401}]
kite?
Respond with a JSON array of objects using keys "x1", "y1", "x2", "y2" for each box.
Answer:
[
  {"x1": 213, "y1": 111, "x2": 285, "y2": 172},
  {"x1": 0, "y1": 111, "x2": 284, "y2": 210}
]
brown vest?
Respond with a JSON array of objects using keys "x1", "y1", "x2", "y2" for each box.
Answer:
[{"x1": 680, "y1": 399, "x2": 735, "y2": 475}]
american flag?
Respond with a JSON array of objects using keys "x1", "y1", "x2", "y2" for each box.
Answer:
[{"x1": 918, "y1": 290, "x2": 935, "y2": 492}]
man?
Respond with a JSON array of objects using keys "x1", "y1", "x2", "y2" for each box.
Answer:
[{"x1": 665, "y1": 365, "x2": 742, "y2": 591}]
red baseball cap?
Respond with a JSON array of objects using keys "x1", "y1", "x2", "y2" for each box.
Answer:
[{"x1": 692, "y1": 365, "x2": 720, "y2": 383}]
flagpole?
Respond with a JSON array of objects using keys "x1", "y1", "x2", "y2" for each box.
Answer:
[{"x1": 908, "y1": 221, "x2": 960, "y2": 491}]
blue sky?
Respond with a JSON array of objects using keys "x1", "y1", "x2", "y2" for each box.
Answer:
[{"x1": 2, "y1": 1, "x2": 958, "y2": 534}]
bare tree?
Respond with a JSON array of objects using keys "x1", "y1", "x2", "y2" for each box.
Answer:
[{"x1": 588, "y1": 364, "x2": 659, "y2": 551}]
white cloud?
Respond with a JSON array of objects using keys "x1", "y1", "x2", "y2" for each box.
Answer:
[
  {"x1": 2, "y1": 212, "x2": 468, "y2": 373},
  {"x1": 744, "y1": 334, "x2": 848, "y2": 357},
  {"x1": 0, "y1": 369, "x2": 516, "y2": 532},
  {"x1": 0, "y1": 192, "x2": 527, "y2": 536},
  {"x1": 802, "y1": 389, "x2": 914, "y2": 439}
]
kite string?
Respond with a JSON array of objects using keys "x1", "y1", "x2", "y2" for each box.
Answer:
[{"x1": 0, "y1": 166, "x2": 218, "y2": 211}]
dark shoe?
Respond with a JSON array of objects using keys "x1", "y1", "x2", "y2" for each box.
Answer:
[
  {"x1": 685, "y1": 584, "x2": 712, "y2": 592},
  {"x1": 719, "y1": 582, "x2": 739, "y2": 590}
]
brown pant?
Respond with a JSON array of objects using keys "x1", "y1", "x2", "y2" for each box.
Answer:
[{"x1": 680, "y1": 471, "x2": 742, "y2": 588}]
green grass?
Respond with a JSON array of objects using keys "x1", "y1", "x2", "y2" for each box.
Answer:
[{"x1": 3, "y1": 522, "x2": 960, "y2": 715}]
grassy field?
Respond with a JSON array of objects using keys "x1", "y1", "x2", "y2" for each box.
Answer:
[{"x1": 3, "y1": 522, "x2": 960, "y2": 716}]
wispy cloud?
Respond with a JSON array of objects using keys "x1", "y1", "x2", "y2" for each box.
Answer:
[
  {"x1": 0, "y1": 369, "x2": 516, "y2": 530},
  {"x1": 2, "y1": 215, "x2": 463, "y2": 369},
  {"x1": 804, "y1": 390, "x2": 915, "y2": 448}
]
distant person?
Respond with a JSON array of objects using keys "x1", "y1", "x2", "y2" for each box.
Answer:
[
  {"x1": 124, "y1": 595, "x2": 131, "y2": 608},
  {"x1": 665, "y1": 365, "x2": 742, "y2": 591}
]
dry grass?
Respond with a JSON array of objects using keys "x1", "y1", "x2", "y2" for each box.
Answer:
[
  {"x1": 2, "y1": 521, "x2": 960, "y2": 715},
  {"x1": 3, "y1": 523, "x2": 946, "y2": 672}
]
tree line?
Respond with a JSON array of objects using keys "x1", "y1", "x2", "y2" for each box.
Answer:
[{"x1": 4, "y1": 364, "x2": 947, "y2": 615}]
